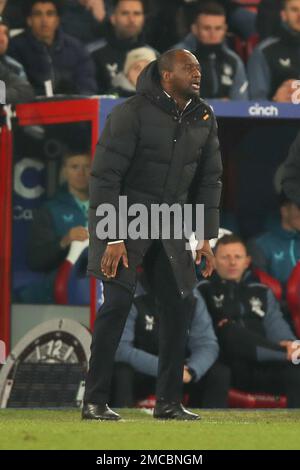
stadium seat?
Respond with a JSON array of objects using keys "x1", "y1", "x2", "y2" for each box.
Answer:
[
  {"x1": 233, "y1": 33, "x2": 259, "y2": 63},
  {"x1": 227, "y1": 267, "x2": 287, "y2": 408},
  {"x1": 253, "y1": 267, "x2": 283, "y2": 301},
  {"x1": 228, "y1": 389, "x2": 287, "y2": 408},
  {"x1": 54, "y1": 239, "x2": 90, "y2": 305},
  {"x1": 286, "y1": 262, "x2": 300, "y2": 338}
]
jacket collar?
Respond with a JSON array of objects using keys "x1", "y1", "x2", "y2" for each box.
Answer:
[
  {"x1": 24, "y1": 27, "x2": 65, "y2": 52},
  {"x1": 136, "y1": 60, "x2": 202, "y2": 117}
]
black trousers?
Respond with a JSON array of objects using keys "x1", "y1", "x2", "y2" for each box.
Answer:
[
  {"x1": 110, "y1": 361, "x2": 231, "y2": 409},
  {"x1": 84, "y1": 241, "x2": 196, "y2": 405},
  {"x1": 230, "y1": 360, "x2": 300, "y2": 408}
]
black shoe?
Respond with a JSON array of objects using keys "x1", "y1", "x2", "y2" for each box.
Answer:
[
  {"x1": 153, "y1": 401, "x2": 201, "y2": 421},
  {"x1": 82, "y1": 403, "x2": 121, "y2": 421}
]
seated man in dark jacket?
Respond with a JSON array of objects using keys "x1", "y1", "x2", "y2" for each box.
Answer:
[
  {"x1": 174, "y1": 1, "x2": 248, "y2": 100},
  {"x1": 198, "y1": 233, "x2": 300, "y2": 408},
  {"x1": 248, "y1": 0, "x2": 300, "y2": 101},
  {"x1": 8, "y1": 0, "x2": 97, "y2": 96},
  {"x1": 0, "y1": 61, "x2": 34, "y2": 104},
  {"x1": 0, "y1": 16, "x2": 27, "y2": 78},
  {"x1": 282, "y1": 129, "x2": 300, "y2": 207},
  {"x1": 89, "y1": 0, "x2": 155, "y2": 94},
  {"x1": 20, "y1": 151, "x2": 90, "y2": 304},
  {"x1": 111, "y1": 273, "x2": 230, "y2": 409}
]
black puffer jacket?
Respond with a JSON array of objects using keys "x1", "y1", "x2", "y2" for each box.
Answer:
[
  {"x1": 88, "y1": 60, "x2": 222, "y2": 298},
  {"x1": 282, "y1": 130, "x2": 300, "y2": 206}
]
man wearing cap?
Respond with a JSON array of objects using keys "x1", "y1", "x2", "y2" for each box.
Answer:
[
  {"x1": 0, "y1": 16, "x2": 34, "y2": 104},
  {"x1": 0, "y1": 16, "x2": 27, "y2": 78},
  {"x1": 111, "y1": 47, "x2": 156, "y2": 96}
]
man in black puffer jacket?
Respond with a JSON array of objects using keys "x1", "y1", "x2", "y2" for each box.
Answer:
[
  {"x1": 83, "y1": 49, "x2": 223, "y2": 421},
  {"x1": 282, "y1": 130, "x2": 300, "y2": 206}
]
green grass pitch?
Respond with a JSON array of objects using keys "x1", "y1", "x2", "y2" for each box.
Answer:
[{"x1": 0, "y1": 409, "x2": 300, "y2": 450}]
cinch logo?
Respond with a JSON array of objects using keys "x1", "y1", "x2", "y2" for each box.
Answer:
[
  {"x1": 0, "y1": 340, "x2": 6, "y2": 365},
  {"x1": 0, "y1": 80, "x2": 5, "y2": 105},
  {"x1": 248, "y1": 103, "x2": 279, "y2": 117}
]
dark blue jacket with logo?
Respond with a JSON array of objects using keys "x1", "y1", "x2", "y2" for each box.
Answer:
[{"x1": 8, "y1": 28, "x2": 97, "y2": 95}]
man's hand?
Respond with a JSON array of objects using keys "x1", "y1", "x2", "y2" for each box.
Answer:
[
  {"x1": 280, "y1": 340, "x2": 300, "y2": 362},
  {"x1": 217, "y1": 318, "x2": 229, "y2": 328},
  {"x1": 101, "y1": 241, "x2": 129, "y2": 278},
  {"x1": 272, "y1": 79, "x2": 295, "y2": 103},
  {"x1": 183, "y1": 365, "x2": 192, "y2": 384},
  {"x1": 85, "y1": 0, "x2": 106, "y2": 22},
  {"x1": 195, "y1": 240, "x2": 215, "y2": 277},
  {"x1": 60, "y1": 226, "x2": 89, "y2": 249}
]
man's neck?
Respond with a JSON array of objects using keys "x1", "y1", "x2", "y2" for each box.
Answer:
[
  {"x1": 34, "y1": 34, "x2": 55, "y2": 46},
  {"x1": 163, "y1": 87, "x2": 191, "y2": 112},
  {"x1": 69, "y1": 187, "x2": 89, "y2": 201},
  {"x1": 281, "y1": 220, "x2": 295, "y2": 232}
]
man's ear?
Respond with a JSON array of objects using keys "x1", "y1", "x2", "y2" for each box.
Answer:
[
  {"x1": 110, "y1": 13, "x2": 116, "y2": 27},
  {"x1": 191, "y1": 23, "x2": 197, "y2": 37},
  {"x1": 281, "y1": 9, "x2": 287, "y2": 23},
  {"x1": 163, "y1": 70, "x2": 172, "y2": 83}
]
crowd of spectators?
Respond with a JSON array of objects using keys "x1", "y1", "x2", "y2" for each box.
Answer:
[{"x1": 1, "y1": 0, "x2": 300, "y2": 103}]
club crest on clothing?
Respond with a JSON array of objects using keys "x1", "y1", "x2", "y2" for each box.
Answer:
[
  {"x1": 107, "y1": 63, "x2": 118, "y2": 79},
  {"x1": 279, "y1": 58, "x2": 291, "y2": 68},
  {"x1": 223, "y1": 64, "x2": 233, "y2": 76},
  {"x1": 145, "y1": 315, "x2": 155, "y2": 331},
  {"x1": 274, "y1": 251, "x2": 284, "y2": 261},
  {"x1": 213, "y1": 294, "x2": 224, "y2": 308},
  {"x1": 249, "y1": 297, "x2": 265, "y2": 317},
  {"x1": 63, "y1": 214, "x2": 74, "y2": 223}
]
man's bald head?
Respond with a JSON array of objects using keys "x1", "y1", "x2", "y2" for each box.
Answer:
[
  {"x1": 157, "y1": 49, "x2": 199, "y2": 78},
  {"x1": 157, "y1": 49, "x2": 201, "y2": 100}
]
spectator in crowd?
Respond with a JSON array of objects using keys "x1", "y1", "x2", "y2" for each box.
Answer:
[
  {"x1": 248, "y1": 0, "x2": 300, "y2": 102},
  {"x1": 256, "y1": 0, "x2": 282, "y2": 39},
  {"x1": 0, "y1": 17, "x2": 27, "y2": 78},
  {"x1": 144, "y1": 0, "x2": 202, "y2": 53},
  {"x1": 199, "y1": 234, "x2": 300, "y2": 408},
  {"x1": 224, "y1": 0, "x2": 259, "y2": 40},
  {"x1": 90, "y1": 0, "x2": 155, "y2": 94},
  {"x1": 111, "y1": 46, "x2": 156, "y2": 96},
  {"x1": 21, "y1": 151, "x2": 91, "y2": 304},
  {"x1": 175, "y1": 2, "x2": 248, "y2": 100},
  {"x1": 112, "y1": 275, "x2": 230, "y2": 408},
  {"x1": 0, "y1": 60, "x2": 34, "y2": 104},
  {"x1": 8, "y1": 0, "x2": 97, "y2": 96},
  {"x1": 61, "y1": 0, "x2": 108, "y2": 44},
  {"x1": 248, "y1": 192, "x2": 300, "y2": 286},
  {"x1": 282, "y1": 129, "x2": 300, "y2": 207}
]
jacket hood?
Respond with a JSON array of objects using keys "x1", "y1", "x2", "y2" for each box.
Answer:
[
  {"x1": 136, "y1": 59, "x2": 202, "y2": 112},
  {"x1": 136, "y1": 59, "x2": 163, "y2": 99}
]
